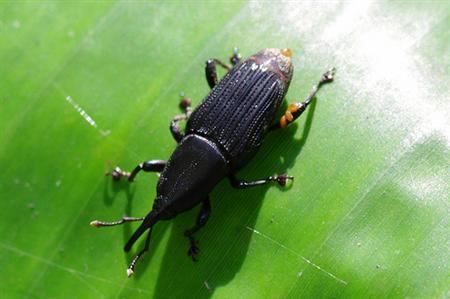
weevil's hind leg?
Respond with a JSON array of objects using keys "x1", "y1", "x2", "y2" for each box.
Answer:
[
  {"x1": 170, "y1": 94, "x2": 192, "y2": 142},
  {"x1": 271, "y1": 68, "x2": 335, "y2": 130},
  {"x1": 108, "y1": 160, "x2": 166, "y2": 182},
  {"x1": 229, "y1": 174, "x2": 294, "y2": 189},
  {"x1": 127, "y1": 226, "x2": 153, "y2": 277},
  {"x1": 184, "y1": 198, "x2": 211, "y2": 261},
  {"x1": 205, "y1": 47, "x2": 241, "y2": 89},
  {"x1": 90, "y1": 216, "x2": 145, "y2": 228}
]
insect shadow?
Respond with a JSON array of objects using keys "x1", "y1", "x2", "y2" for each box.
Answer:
[{"x1": 123, "y1": 99, "x2": 317, "y2": 298}]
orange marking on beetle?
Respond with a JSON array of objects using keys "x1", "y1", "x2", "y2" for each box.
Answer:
[
  {"x1": 281, "y1": 48, "x2": 292, "y2": 58},
  {"x1": 287, "y1": 103, "x2": 300, "y2": 113},
  {"x1": 280, "y1": 116, "x2": 287, "y2": 128},
  {"x1": 285, "y1": 110, "x2": 294, "y2": 122}
]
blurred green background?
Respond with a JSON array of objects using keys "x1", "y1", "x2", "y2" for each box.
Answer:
[{"x1": 0, "y1": 1, "x2": 449, "y2": 298}]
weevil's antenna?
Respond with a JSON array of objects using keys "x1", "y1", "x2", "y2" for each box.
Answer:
[
  {"x1": 90, "y1": 210, "x2": 159, "y2": 277},
  {"x1": 123, "y1": 211, "x2": 159, "y2": 277},
  {"x1": 126, "y1": 226, "x2": 153, "y2": 277},
  {"x1": 90, "y1": 216, "x2": 145, "y2": 227}
]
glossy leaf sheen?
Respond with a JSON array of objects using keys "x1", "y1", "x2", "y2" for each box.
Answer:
[{"x1": 0, "y1": 1, "x2": 448, "y2": 298}]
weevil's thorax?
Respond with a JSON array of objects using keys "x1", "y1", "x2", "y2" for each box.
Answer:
[
  {"x1": 249, "y1": 48, "x2": 294, "y2": 84},
  {"x1": 153, "y1": 135, "x2": 228, "y2": 219},
  {"x1": 187, "y1": 49, "x2": 293, "y2": 170}
]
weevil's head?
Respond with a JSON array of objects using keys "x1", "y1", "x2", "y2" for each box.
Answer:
[
  {"x1": 251, "y1": 48, "x2": 294, "y2": 84},
  {"x1": 152, "y1": 135, "x2": 229, "y2": 219}
]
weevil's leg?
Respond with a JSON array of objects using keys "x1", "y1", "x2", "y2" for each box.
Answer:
[
  {"x1": 205, "y1": 58, "x2": 231, "y2": 89},
  {"x1": 127, "y1": 226, "x2": 153, "y2": 277},
  {"x1": 229, "y1": 47, "x2": 241, "y2": 66},
  {"x1": 271, "y1": 68, "x2": 335, "y2": 130},
  {"x1": 184, "y1": 198, "x2": 211, "y2": 261},
  {"x1": 229, "y1": 174, "x2": 294, "y2": 189},
  {"x1": 108, "y1": 160, "x2": 166, "y2": 182},
  {"x1": 90, "y1": 216, "x2": 145, "y2": 228},
  {"x1": 170, "y1": 114, "x2": 189, "y2": 142},
  {"x1": 178, "y1": 93, "x2": 192, "y2": 113},
  {"x1": 205, "y1": 47, "x2": 241, "y2": 89},
  {"x1": 170, "y1": 94, "x2": 192, "y2": 142}
]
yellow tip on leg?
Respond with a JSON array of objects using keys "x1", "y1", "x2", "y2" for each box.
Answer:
[{"x1": 90, "y1": 220, "x2": 101, "y2": 227}]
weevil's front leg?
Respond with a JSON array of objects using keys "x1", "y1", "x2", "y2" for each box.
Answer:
[
  {"x1": 170, "y1": 94, "x2": 192, "y2": 142},
  {"x1": 108, "y1": 160, "x2": 166, "y2": 182},
  {"x1": 271, "y1": 68, "x2": 335, "y2": 130},
  {"x1": 170, "y1": 113, "x2": 190, "y2": 143},
  {"x1": 229, "y1": 174, "x2": 293, "y2": 189},
  {"x1": 184, "y1": 198, "x2": 211, "y2": 261},
  {"x1": 229, "y1": 47, "x2": 241, "y2": 66},
  {"x1": 205, "y1": 47, "x2": 241, "y2": 88}
]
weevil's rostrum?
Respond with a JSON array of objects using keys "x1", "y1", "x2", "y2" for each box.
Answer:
[{"x1": 90, "y1": 48, "x2": 335, "y2": 277}]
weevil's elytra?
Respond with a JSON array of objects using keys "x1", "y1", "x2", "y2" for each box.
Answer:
[{"x1": 91, "y1": 48, "x2": 335, "y2": 277}]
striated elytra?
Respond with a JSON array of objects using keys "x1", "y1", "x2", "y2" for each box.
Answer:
[{"x1": 90, "y1": 48, "x2": 335, "y2": 277}]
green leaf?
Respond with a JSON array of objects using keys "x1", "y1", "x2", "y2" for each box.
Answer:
[{"x1": 1, "y1": 1, "x2": 448, "y2": 298}]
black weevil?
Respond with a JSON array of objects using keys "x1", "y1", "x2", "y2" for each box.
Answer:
[{"x1": 90, "y1": 48, "x2": 335, "y2": 277}]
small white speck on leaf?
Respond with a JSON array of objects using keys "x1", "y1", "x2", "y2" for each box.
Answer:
[
  {"x1": 12, "y1": 20, "x2": 21, "y2": 29},
  {"x1": 100, "y1": 129, "x2": 111, "y2": 137}
]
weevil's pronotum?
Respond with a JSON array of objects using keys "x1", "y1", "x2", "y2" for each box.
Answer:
[{"x1": 90, "y1": 48, "x2": 335, "y2": 277}]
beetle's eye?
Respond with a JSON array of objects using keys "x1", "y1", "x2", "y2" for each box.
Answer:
[{"x1": 281, "y1": 48, "x2": 292, "y2": 58}]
